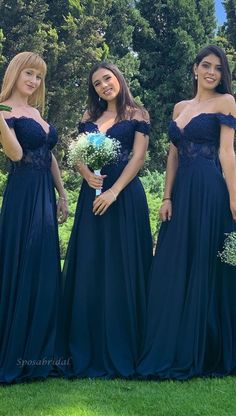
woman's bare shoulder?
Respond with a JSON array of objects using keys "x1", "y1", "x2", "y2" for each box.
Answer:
[
  {"x1": 81, "y1": 110, "x2": 90, "y2": 122},
  {"x1": 173, "y1": 100, "x2": 191, "y2": 119},
  {"x1": 217, "y1": 94, "x2": 236, "y2": 117}
]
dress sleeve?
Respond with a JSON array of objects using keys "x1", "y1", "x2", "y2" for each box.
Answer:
[
  {"x1": 78, "y1": 121, "x2": 86, "y2": 134},
  {"x1": 134, "y1": 119, "x2": 150, "y2": 136},
  {"x1": 5, "y1": 117, "x2": 16, "y2": 128},
  {"x1": 216, "y1": 113, "x2": 236, "y2": 129}
]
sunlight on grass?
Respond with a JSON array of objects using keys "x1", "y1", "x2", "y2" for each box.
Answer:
[{"x1": 1, "y1": 377, "x2": 236, "y2": 416}]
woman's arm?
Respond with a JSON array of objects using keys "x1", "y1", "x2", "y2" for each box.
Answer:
[
  {"x1": 218, "y1": 95, "x2": 236, "y2": 220},
  {"x1": 0, "y1": 112, "x2": 23, "y2": 161},
  {"x1": 110, "y1": 131, "x2": 148, "y2": 194},
  {"x1": 51, "y1": 153, "x2": 68, "y2": 223},
  {"x1": 159, "y1": 143, "x2": 178, "y2": 221},
  {"x1": 93, "y1": 111, "x2": 149, "y2": 216},
  {"x1": 158, "y1": 102, "x2": 186, "y2": 221}
]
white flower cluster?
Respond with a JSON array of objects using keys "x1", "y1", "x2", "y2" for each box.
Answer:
[
  {"x1": 68, "y1": 132, "x2": 121, "y2": 170},
  {"x1": 218, "y1": 231, "x2": 236, "y2": 266}
]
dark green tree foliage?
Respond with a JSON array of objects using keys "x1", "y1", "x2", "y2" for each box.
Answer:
[
  {"x1": 220, "y1": 0, "x2": 236, "y2": 94},
  {"x1": 196, "y1": 0, "x2": 216, "y2": 39},
  {"x1": 133, "y1": 0, "x2": 216, "y2": 170},
  {"x1": 103, "y1": 0, "x2": 141, "y2": 102},
  {"x1": 223, "y1": 0, "x2": 236, "y2": 49},
  {"x1": 0, "y1": 0, "x2": 49, "y2": 69}
]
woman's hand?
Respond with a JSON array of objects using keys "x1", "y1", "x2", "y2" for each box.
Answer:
[
  {"x1": 93, "y1": 189, "x2": 117, "y2": 215},
  {"x1": 57, "y1": 196, "x2": 69, "y2": 224},
  {"x1": 159, "y1": 200, "x2": 172, "y2": 221},
  {"x1": 85, "y1": 171, "x2": 107, "y2": 190}
]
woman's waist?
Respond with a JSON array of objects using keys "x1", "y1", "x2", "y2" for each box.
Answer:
[
  {"x1": 177, "y1": 155, "x2": 222, "y2": 174},
  {"x1": 9, "y1": 160, "x2": 51, "y2": 172},
  {"x1": 9, "y1": 162, "x2": 51, "y2": 174}
]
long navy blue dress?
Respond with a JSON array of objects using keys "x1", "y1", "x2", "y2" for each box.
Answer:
[
  {"x1": 137, "y1": 113, "x2": 236, "y2": 380},
  {"x1": 59, "y1": 119, "x2": 153, "y2": 378},
  {"x1": 0, "y1": 117, "x2": 61, "y2": 384}
]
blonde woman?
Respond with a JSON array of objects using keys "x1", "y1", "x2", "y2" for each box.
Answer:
[{"x1": 0, "y1": 51, "x2": 68, "y2": 384}]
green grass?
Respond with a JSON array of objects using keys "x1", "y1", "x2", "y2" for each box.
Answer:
[{"x1": 1, "y1": 377, "x2": 236, "y2": 416}]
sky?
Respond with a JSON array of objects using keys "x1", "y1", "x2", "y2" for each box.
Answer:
[{"x1": 215, "y1": 0, "x2": 226, "y2": 25}]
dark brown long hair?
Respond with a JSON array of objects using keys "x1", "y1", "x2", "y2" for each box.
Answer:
[
  {"x1": 87, "y1": 62, "x2": 145, "y2": 122},
  {"x1": 193, "y1": 45, "x2": 233, "y2": 96}
]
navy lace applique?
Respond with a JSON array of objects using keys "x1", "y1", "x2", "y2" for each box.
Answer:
[
  {"x1": 168, "y1": 113, "x2": 235, "y2": 166},
  {"x1": 5, "y1": 117, "x2": 57, "y2": 171}
]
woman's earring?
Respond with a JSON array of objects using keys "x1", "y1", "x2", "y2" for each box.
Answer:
[
  {"x1": 195, "y1": 74, "x2": 198, "y2": 80},
  {"x1": 98, "y1": 96, "x2": 101, "y2": 102}
]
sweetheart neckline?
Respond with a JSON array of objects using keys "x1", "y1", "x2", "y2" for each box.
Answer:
[
  {"x1": 5, "y1": 116, "x2": 52, "y2": 136},
  {"x1": 171, "y1": 112, "x2": 235, "y2": 133},
  {"x1": 83, "y1": 118, "x2": 150, "y2": 135}
]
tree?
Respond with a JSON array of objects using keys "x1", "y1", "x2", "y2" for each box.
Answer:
[
  {"x1": 103, "y1": 0, "x2": 142, "y2": 101},
  {"x1": 223, "y1": 0, "x2": 236, "y2": 49},
  {"x1": 0, "y1": 0, "x2": 49, "y2": 67},
  {"x1": 217, "y1": 1, "x2": 236, "y2": 94}
]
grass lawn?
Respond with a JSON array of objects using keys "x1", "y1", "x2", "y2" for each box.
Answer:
[{"x1": 1, "y1": 376, "x2": 236, "y2": 416}]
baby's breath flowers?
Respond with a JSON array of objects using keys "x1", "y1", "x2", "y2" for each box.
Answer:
[
  {"x1": 218, "y1": 232, "x2": 236, "y2": 267},
  {"x1": 68, "y1": 132, "x2": 121, "y2": 195}
]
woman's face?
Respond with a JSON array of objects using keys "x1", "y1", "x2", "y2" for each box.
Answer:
[
  {"x1": 92, "y1": 68, "x2": 120, "y2": 102},
  {"x1": 15, "y1": 67, "x2": 42, "y2": 97},
  {"x1": 194, "y1": 53, "x2": 222, "y2": 91}
]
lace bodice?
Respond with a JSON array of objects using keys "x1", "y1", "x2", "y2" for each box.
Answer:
[
  {"x1": 5, "y1": 116, "x2": 58, "y2": 171},
  {"x1": 168, "y1": 113, "x2": 236, "y2": 166},
  {"x1": 79, "y1": 119, "x2": 150, "y2": 163}
]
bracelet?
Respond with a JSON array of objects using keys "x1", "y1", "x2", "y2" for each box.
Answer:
[
  {"x1": 162, "y1": 197, "x2": 171, "y2": 201},
  {"x1": 58, "y1": 196, "x2": 67, "y2": 201},
  {"x1": 108, "y1": 189, "x2": 118, "y2": 201}
]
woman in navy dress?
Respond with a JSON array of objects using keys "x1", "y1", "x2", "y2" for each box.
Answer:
[
  {"x1": 0, "y1": 52, "x2": 68, "y2": 383},
  {"x1": 59, "y1": 62, "x2": 153, "y2": 378},
  {"x1": 137, "y1": 45, "x2": 236, "y2": 380}
]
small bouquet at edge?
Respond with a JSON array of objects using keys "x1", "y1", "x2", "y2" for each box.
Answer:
[
  {"x1": 218, "y1": 231, "x2": 236, "y2": 267},
  {"x1": 68, "y1": 132, "x2": 121, "y2": 196}
]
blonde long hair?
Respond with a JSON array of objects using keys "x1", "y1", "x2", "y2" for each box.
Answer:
[{"x1": 0, "y1": 52, "x2": 47, "y2": 114}]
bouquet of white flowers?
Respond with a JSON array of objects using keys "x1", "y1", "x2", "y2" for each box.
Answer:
[
  {"x1": 68, "y1": 132, "x2": 121, "y2": 196},
  {"x1": 218, "y1": 231, "x2": 236, "y2": 267}
]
